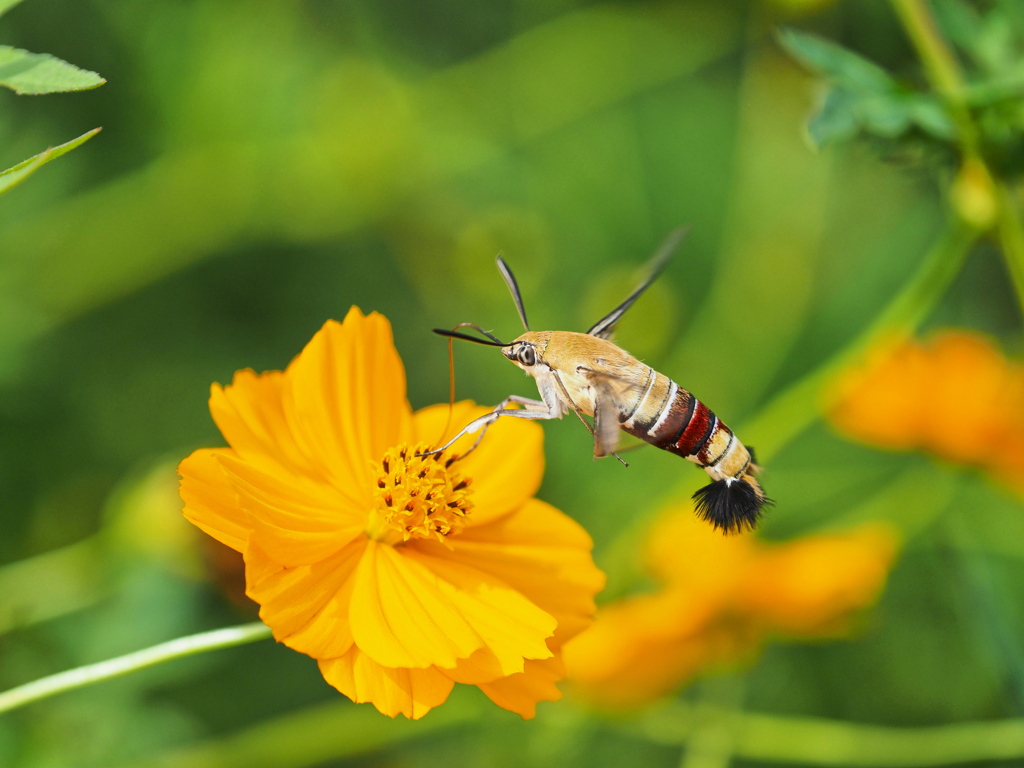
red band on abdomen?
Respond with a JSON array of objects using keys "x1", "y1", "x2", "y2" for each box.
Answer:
[
  {"x1": 674, "y1": 401, "x2": 714, "y2": 456},
  {"x1": 648, "y1": 387, "x2": 694, "y2": 448}
]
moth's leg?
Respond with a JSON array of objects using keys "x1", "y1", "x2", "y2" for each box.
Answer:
[
  {"x1": 417, "y1": 391, "x2": 561, "y2": 458},
  {"x1": 551, "y1": 370, "x2": 628, "y2": 467},
  {"x1": 592, "y1": 396, "x2": 623, "y2": 460},
  {"x1": 451, "y1": 394, "x2": 557, "y2": 459},
  {"x1": 496, "y1": 394, "x2": 550, "y2": 411}
]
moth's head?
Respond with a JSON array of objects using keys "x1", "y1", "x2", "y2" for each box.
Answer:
[{"x1": 503, "y1": 332, "x2": 548, "y2": 371}]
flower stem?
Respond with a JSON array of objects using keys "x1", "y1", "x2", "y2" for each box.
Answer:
[
  {"x1": 995, "y1": 181, "x2": 1024, "y2": 319},
  {"x1": 742, "y1": 218, "x2": 976, "y2": 463},
  {"x1": 679, "y1": 676, "x2": 745, "y2": 768},
  {"x1": 0, "y1": 621, "x2": 272, "y2": 715},
  {"x1": 0, "y1": 536, "x2": 106, "y2": 636},
  {"x1": 121, "y1": 696, "x2": 478, "y2": 768},
  {"x1": 638, "y1": 701, "x2": 1024, "y2": 766},
  {"x1": 889, "y1": 0, "x2": 976, "y2": 149},
  {"x1": 889, "y1": 0, "x2": 961, "y2": 93},
  {"x1": 889, "y1": 0, "x2": 1024, "y2": 318}
]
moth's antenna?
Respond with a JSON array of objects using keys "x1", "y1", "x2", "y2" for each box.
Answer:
[
  {"x1": 586, "y1": 227, "x2": 690, "y2": 339},
  {"x1": 434, "y1": 319, "x2": 510, "y2": 347},
  {"x1": 496, "y1": 255, "x2": 530, "y2": 331},
  {"x1": 431, "y1": 322, "x2": 505, "y2": 449},
  {"x1": 434, "y1": 333, "x2": 457, "y2": 450},
  {"x1": 432, "y1": 326, "x2": 509, "y2": 346}
]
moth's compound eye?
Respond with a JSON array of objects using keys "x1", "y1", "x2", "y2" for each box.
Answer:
[{"x1": 518, "y1": 346, "x2": 536, "y2": 366}]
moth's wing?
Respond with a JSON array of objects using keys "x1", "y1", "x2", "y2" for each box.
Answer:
[
  {"x1": 579, "y1": 367, "x2": 645, "y2": 459},
  {"x1": 586, "y1": 227, "x2": 688, "y2": 340},
  {"x1": 592, "y1": 393, "x2": 621, "y2": 458}
]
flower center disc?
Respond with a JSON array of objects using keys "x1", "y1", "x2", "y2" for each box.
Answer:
[{"x1": 368, "y1": 443, "x2": 473, "y2": 545}]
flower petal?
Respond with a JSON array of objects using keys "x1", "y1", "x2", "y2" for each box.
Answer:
[
  {"x1": 217, "y1": 453, "x2": 364, "y2": 567},
  {"x1": 417, "y1": 499, "x2": 604, "y2": 643},
  {"x1": 319, "y1": 645, "x2": 455, "y2": 720},
  {"x1": 349, "y1": 541, "x2": 488, "y2": 669},
  {"x1": 282, "y1": 309, "x2": 412, "y2": 501},
  {"x1": 412, "y1": 402, "x2": 545, "y2": 526},
  {"x1": 922, "y1": 333, "x2": 1017, "y2": 463},
  {"x1": 245, "y1": 539, "x2": 364, "y2": 659},
  {"x1": 444, "y1": 646, "x2": 508, "y2": 685},
  {"x1": 401, "y1": 547, "x2": 557, "y2": 675},
  {"x1": 828, "y1": 337, "x2": 928, "y2": 451},
  {"x1": 209, "y1": 369, "x2": 314, "y2": 478},
  {"x1": 562, "y1": 590, "x2": 733, "y2": 709},
  {"x1": 350, "y1": 542, "x2": 556, "y2": 675},
  {"x1": 643, "y1": 507, "x2": 756, "y2": 596},
  {"x1": 179, "y1": 448, "x2": 248, "y2": 552},
  {"x1": 478, "y1": 654, "x2": 565, "y2": 719},
  {"x1": 737, "y1": 524, "x2": 898, "y2": 636}
]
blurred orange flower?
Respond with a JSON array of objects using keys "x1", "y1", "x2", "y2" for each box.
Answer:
[
  {"x1": 178, "y1": 307, "x2": 604, "y2": 719},
  {"x1": 829, "y1": 331, "x2": 1024, "y2": 496},
  {"x1": 563, "y1": 508, "x2": 897, "y2": 709}
]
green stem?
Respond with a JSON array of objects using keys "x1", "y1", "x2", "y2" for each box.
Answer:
[
  {"x1": 678, "y1": 677, "x2": 745, "y2": 768},
  {"x1": 117, "y1": 696, "x2": 477, "y2": 768},
  {"x1": 889, "y1": 0, "x2": 977, "y2": 150},
  {"x1": 889, "y1": 0, "x2": 1024, "y2": 322},
  {"x1": 0, "y1": 536, "x2": 106, "y2": 636},
  {"x1": 0, "y1": 621, "x2": 272, "y2": 715},
  {"x1": 995, "y1": 181, "x2": 1024, "y2": 319},
  {"x1": 742, "y1": 218, "x2": 977, "y2": 463},
  {"x1": 638, "y1": 701, "x2": 1024, "y2": 766}
]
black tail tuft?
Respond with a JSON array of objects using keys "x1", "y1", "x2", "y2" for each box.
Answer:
[{"x1": 692, "y1": 479, "x2": 768, "y2": 535}]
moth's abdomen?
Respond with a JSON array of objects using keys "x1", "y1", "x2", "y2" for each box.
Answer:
[
  {"x1": 618, "y1": 371, "x2": 713, "y2": 458},
  {"x1": 620, "y1": 370, "x2": 769, "y2": 534}
]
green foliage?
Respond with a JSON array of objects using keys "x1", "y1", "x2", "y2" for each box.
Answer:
[
  {"x1": 0, "y1": 129, "x2": 100, "y2": 196},
  {"x1": 934, "y1": 0, "x2": 1024, "y2": 174},
  {"x1": 777, "y1": 27, "x2": 956, "y2": 150},
  {"x1": 0, "y1": 0, "x2": 103, "y2": 194},
  {"x1": 0, "y1": 46, "x2": 105, "y2": 95},
  {"x1": 0, "y1": 0, "x2": 23, "y2": 18},
  {"x1": 781, "y1": 1, "x2": 1024, "y2": 177},
  {"x1": 1, "y1": 1, "x2": 1024, "y2": 767}
]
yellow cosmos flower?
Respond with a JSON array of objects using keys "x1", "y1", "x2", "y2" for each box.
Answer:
[
  {"x1": 178, "y1": 307, "x2": 604, "y2": 719},
  {"x1": 563, "y1": 507, "x2": 897, "y2": 709},
  {"x1": 829, "y1": 331, "x2": 1024, "y2": 496}
]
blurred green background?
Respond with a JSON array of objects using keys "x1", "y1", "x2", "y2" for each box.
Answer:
[{"x1": 3, "y1": 0, "x2": 1024, "y2": 766}]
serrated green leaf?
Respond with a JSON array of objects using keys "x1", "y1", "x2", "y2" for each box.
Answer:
[
  {"x1": 807, "y1": 90, "x2": 860, "y2": 149},
  {"x1": 777, "y1": 27, "x2": 894, "y2": 93},
  {"x1": 0, "y1": 0, "x2": 23, "y2": 18},
  {"x1": 806, "y1": 88, "x2": 955, "y2": 150},
  {"x1": 907, "y1": 96, "x2": 957, "y2": 140},
  {"x1": 933, "y1": 0, "x2": 984, "y2": 53},
  {"x1": 998, "y1": 0, "x2": 1024, "y2": 32},
  {"x1": 0, "y1": 128, "x2": 100, "y2": 196},
  {"x1": 0, "y1": 45, "x2": 105, "y2": 94},
  {"x1": 783, "y1": 27, "x2": 960, "y2": 151},
  {"x1": 859, "y1": 94, "x2": 913, "y2": 138}
]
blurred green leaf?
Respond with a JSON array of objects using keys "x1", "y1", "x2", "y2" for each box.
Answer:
[
  {"x1": 933, "y1": 0, "x2": 986, "y2": 60},
  {"x1": 118, "y1": 696, "x2": 477, "y2": 768},
  {"x1": 0, "y1": 1, "x2": 738, "y2": 353},
  {"x1": 909, "y1": 94, "x2": 959, "y2": 137},
  {"x1": 0, "y1": 45, "x2": 105, "y2": 94},
  {"x1": 0, "y1": 128, "x2": 101, "y2": 196},
  {"x1": 779, "y1": 27, "x2": 956, "y2": 149},
  {"x1": 807, "y1": 90, "x2": 860, "y2": 146},
  {"x1": 935, "y1": 0, "x2": 1024, "y2": 77},
  {"x1": 639, "y1": 700, "x2": 1024, "y2": 766},
  {"x1": 0, "y1": 537, "x2": 106, "y2": 634},
  {"x1": 777, "y1": 27, "x2": 893, "y2": 93},
  {"x1": 0, "y1": 0, "x2": 23, "y2": 18}
]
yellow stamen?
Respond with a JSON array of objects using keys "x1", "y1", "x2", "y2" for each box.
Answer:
[{"x1": 366, "y1": 443, "x2": 473, "y2": 545}]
